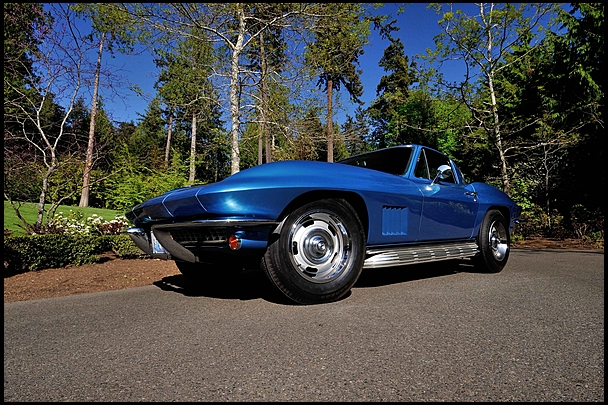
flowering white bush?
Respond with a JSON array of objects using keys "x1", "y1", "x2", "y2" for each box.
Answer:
[{"x1": 49, "y1": 210, "x2": 128, "y2": 236}]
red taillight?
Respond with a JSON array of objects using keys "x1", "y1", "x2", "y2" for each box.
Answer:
[{"x1": 228, "y1": 234, "x2": 242, "y2": 250}]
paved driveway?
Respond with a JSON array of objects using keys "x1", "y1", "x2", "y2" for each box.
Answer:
[{"x1": 4, "y1": 249, "x2": 604, "y2": 401}]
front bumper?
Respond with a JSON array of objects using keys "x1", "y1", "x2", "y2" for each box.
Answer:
[{"x1": 127, "y1": 219, "x2": 278, "y2": 263}]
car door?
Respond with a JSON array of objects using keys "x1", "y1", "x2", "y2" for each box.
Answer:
[{"x1": 410, "y1": 148, "x2": 479, "y2": 241}]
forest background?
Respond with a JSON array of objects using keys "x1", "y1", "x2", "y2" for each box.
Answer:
[{"x1": 3, "y1": 3, "x2": 604, "y2": 247}]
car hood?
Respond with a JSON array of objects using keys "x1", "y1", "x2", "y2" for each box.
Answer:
[{"x1": 126, "y1": 160, "x2": 404, "y2": 225}]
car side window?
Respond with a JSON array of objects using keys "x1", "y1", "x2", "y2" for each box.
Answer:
[
  {"x1": 414, "y1": 150, "x2": 430, "y2": 179},
  {"x1": 414, "y1": 148, "x2": 456, "y2": 184},
  {"x1": 339, "y1": 147, "x2": 412, "y2": 176}
]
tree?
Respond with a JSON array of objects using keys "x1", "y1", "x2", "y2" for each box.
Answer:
[
  {"x1": 154, "y1": 27, "x2": 222, "y2": 184},
  {"x1": 70, "y1": 3, "x2": 140, "y2": 207},
  {"x1": 341, "y1": 106, "x2": 373, "y2": 157},
  {"x1": 547, "y1": 3, "x2": 604, "y2": 216},
  {"x1": 4, "y1": 3, "x2": 49, "y2": 115},
  {"x1": 425, "y1": 3, "x2": 560, "y2": 195},
  {"x1": 4, "y1": 4, "x2": 96, "y2": 231},
  {"x1": 304, "y1": 3, "x2": 368, "y2": 162},
  {"x1": 366, "y1": 37, "x2": 416, "y2": 148},
  {"x1": 118, "y1": 3, "x2": 311, "y2": 175},
  {"x1": 243, "y1": 4, "x2": 289, "y2": 165}
]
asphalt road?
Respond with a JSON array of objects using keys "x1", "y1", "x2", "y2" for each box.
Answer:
[{"x1": 4, "y1": 250, "x2": 604, "y2": 402}]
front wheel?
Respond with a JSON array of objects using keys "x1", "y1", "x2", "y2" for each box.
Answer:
[
  {"x1": 262, "y1": 199, "x2": 365, "y2": 304},
  {"x1": 474, "y1": 209, "x2": 511, "y2": 273}
]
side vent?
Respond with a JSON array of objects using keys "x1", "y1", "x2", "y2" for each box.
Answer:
[{"x1": 382, "y1": 206, "x2": 408, "y2": 235}]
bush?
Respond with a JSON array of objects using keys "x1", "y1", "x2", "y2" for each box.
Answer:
[
  {"x1": 515, "y1": 204, "x2": 567, "y2": 239},
  {"x1": 569, "y1": 204, "x2": 604, "y2": 248},
  {"x1": 4, "y1": 209, "x2": 152, "y2": 277},
  {"x1": 100, "y1": 234, "x2": 150, "y2": 258},
  {"x1": 101, "y1": 170, "x2": 187, "y2": 211},
  {"x1": 4, "y1": 233, "x2": 149, "y2": 277},
  {"x1": 47, "y1": 210, "x2": 129, "y2": 236},
  {"x1": 5, "y1": 233, "x2": 103, "y2": 275}
]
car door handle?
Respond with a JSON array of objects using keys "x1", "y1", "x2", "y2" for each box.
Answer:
[{"x1": 465, "y1": 191, "x2": 478, "y2": 200}]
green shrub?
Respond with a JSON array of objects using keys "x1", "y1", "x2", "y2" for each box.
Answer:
[
  {"x1": 515, "y1": 204, "x2": 567, "y2": 239},
  {"x1": 4, "y1": 233, "x2": 149, "y2": 277},
  {"x1": 5, "y1": 234, "x2": 101, "y2": 275},
  {"x1": 100, "y1": 234, "x2": 150, "y2": 258},
  {"x1": 101, "y1": 169, "x2": 187, "y2": 211}
]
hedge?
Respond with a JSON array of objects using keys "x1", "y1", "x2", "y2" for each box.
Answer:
[{"x1": 4, "y1": 233, "x2": 149, "y2": 277}]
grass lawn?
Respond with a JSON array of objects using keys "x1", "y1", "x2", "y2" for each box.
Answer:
[{"x1": 4, "y1": 201, "x2": 125, "y2": 235}]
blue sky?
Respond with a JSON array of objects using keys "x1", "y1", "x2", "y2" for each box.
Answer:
[{"x1": 90, "y1": 3, "x2": 466, "y2": 124}]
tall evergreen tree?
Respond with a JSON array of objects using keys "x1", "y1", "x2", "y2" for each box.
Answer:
[
  {"x1": 304, "y1": 3, "x2": 368, "y2": 162},
  {"x1": 367, "y1": 37, "x2": 416, "y2": 148}
]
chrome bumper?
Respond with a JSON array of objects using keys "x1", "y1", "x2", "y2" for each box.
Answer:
[{"x1": 126, "y1": 219, "x2": 278, "y2": 263}]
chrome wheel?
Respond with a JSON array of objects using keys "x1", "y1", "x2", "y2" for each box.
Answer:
[
  {"x1": 474, "y1": 209, "x2": 511, "y2": 273},
  {"x1": 261, "y1": 199, "x2": 365, "y2": 304},
  {"x1": 488, "y1": 219, "x2": 509, "y2": 261},
  {"x1": 289, "y1": 210, "x2": 352, "y2": 283}
]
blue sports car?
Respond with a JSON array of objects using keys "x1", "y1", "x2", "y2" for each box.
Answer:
[{"x1": 126, "y1": 144, "x2": 521, "y2": 304}]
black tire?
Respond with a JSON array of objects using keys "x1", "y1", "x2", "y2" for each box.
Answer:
[
  {"x1": 474, "y1": 209, "x2": 511, "y2": 273},
  {"x1": 175, "y1": 260, "x2": 243, "y2": 285},
  {"x1": 261, "y1": 198, "x2": 365, "y2": 304}
]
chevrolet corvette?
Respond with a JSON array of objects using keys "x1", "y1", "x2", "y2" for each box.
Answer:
[{"x1": 126, "y1": 144, "x2": 520, "y2": 304}]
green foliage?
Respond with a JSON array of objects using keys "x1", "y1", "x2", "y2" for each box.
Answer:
[
  {"x1": 3, "y1": 157, "x2": 43, "y2": 203},
  {"x1": 3, "y1": 233, "x2": 147, "y2": 276},
  {"x1": 47, "y1": 210, "x2": 128, "y2": 236},
  {"x1": 515, "y1": 205, "x2": 566, "y2": 239},
  {"x1": 4, "y1": 200, "x2": 148, "y2": 275},
  {"x1": 4, "y1": 201, "x2": 125, "y2": 235},
  {"x1": 569, "y1": 204, "x2": 604, "y2": 247},
  {"x1": 101, "y1": 168, "x2": 187, "y2": 212},
  {"x1": 505, "y1": 176, "x2": 537, "y2": 211},
  {"x1": 367, "y1": 37, "x2": 415, "y2": 147},
  {"x1": 70, "y1": 3, "x2": 142, "y2": 53},
  {"x1": 305, "y1": 3, "x2": 369, "y2": 102},
  {"x1": 4, "y1": 3, "x2": 51, "y2": 104},
  {"x1": 4, "y1": 234, "x2": 104, "y2": 275},
  {"x1": 101, "y1": 234, "x2": 148, "y2": 257}
]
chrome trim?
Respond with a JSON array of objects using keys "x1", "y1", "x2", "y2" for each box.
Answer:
[
  {"x1": 126, "y1": 227, "x2": 153, "y2": 256},
  {"x1": 363, "y1": 242, "x2": 478, "y2": 269},
  {"x1": 152, "y1": 219, "x2": 278, "y2": 229},
  {"x1": 151, "y1": 227, "x2": 194, "y2": 262}
]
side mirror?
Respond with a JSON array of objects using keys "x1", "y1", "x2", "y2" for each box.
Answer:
[{"x1": 432, "y1": 164, "x2": 453, "y2": 184}]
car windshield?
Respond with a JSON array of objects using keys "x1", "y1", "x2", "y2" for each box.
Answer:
[{"x1": 338, "y1": 147, "x2": 412, "y2": 176}]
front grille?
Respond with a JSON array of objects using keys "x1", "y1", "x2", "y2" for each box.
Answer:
[{"x1": 170, "y1": 227, "x2": 227, "y2": 246}]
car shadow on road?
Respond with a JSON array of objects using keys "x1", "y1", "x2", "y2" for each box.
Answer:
[
  {"x1": 153, "y1": 268, "x2": 296, "y2": 305},
  {"x1": 355, "y1": 259, "x2": 476, "y2": 288},
  {"x1": 153, "y1": 259, "x2": 479, "y2": 304}
]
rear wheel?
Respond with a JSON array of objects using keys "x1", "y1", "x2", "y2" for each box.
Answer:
[
  {"x1": 262, "y1": 198, "x2": 365, "y2": 304},
  {"x1": 474, "y1": 209, "x2": 510, "y2": 273}
]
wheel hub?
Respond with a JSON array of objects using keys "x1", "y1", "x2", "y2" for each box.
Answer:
[{"x1": 289, "y1": 211, "x2": 351, "y2": 282}]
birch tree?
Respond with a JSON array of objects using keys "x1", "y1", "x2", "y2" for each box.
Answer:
[
  {"x1": 70, "y1": 3, "x2": 139, "y2": 207},
  {"x1": 425, "y1": 3, "x2": 560, "y2": 194},
  {"x1": 116, "y1": 3, "x2": 312, "y2": 174},
  {"x1": 4, "y1": 4, "x2": 95, "y2": 231}
]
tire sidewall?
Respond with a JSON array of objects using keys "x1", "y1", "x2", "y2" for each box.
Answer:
[
  {"x1": 264, "y1": 199, "x2": 365, "y2": 303},
  {"x1": 476, "y1": 209, "x2": 510, "y2": 273}
]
